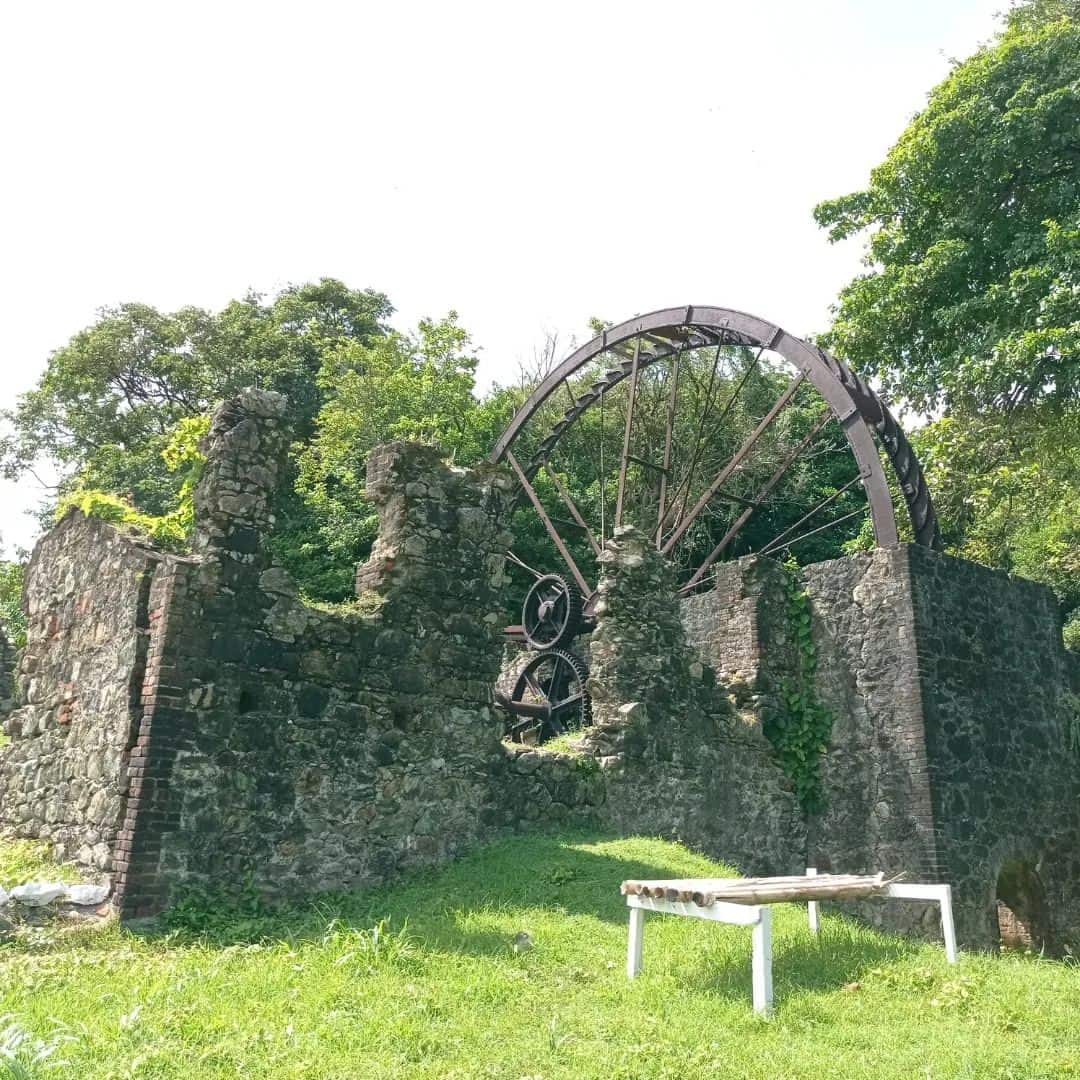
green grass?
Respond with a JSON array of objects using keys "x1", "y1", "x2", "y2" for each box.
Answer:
[
  {"x1": 1, "y1": 831, "x2": 1078, "y2": 1078},
  {"x1": 0, "y1": 839, "x2": 83, "y2": 887}
]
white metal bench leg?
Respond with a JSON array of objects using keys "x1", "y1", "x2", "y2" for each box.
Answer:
[
  {"x1": 627, "y1": 904, "x2": 646, "y2": 978},
  {"x1": 884, "y1": 882, "x2": 959, "y2": 963},
  {"x1": 939, "y1": 885, "x2": 958, "y2": 964},
  {"x1": 751, "y1": 907, "x2": 773, "y2": 1015},
  {"x1": 806, "y1": 867, "x2": 819, "y2": 933}
]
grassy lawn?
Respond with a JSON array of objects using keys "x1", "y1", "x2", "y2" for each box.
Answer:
[{"x1": 1, "y1": 831, "x2": 1078, "y2": 1079}]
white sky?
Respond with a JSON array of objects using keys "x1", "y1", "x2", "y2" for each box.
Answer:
[{"x1": 0, "y1": 0, "x2": 1004, "y2": 555}]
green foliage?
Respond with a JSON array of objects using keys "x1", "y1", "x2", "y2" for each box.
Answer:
[
  {"x1": 815, "y1": 10, "x2": 1080, "y2": 415},
  {"x1": 0, "y1": 831, "x2": 1077, "y2": 1077},
  {"x1": 54, "y1": 490, "x2": 188, "y2": 551},
  {"x1": 0, "y1": 838, "x2": 83, "y2": 887},
  {"x1": 816, "y1": 0, "x2": 1080, "y2": 644},
  {"x1": 1065, "y1": 610, "x2": 1080, "y2": 651},
  {"x1": 0, "y1": 1016, "x2": 70, "y2": 1079},
  {"x1": 0, "y1": 562, "x2": 25, "y2": 651},
  {"x1": 56, "y1": 419, "x2": 211, "y2": 554},
  {"x1": 764, "y1": 562, "x2": 833, "y2": 814},
  {"x1": 158, "y1": 878, "x2": 272, "y2": 941},
  {"x1": 1066, "y1": 692, "x2": 1080, "y2": 755},
  {"x1": 293, "y1": 312, "x2": 491, "y2": 598},
  {"x1": 2, "y1": 280, "x2": 391, "y2": 597},
  {"x1": 913, "y1": 408, "x2": 1080, "y2": 641}
]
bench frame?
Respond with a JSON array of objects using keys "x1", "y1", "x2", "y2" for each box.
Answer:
[{"x1": 625, "y1": 869, "x2": 957, "y2": 1015}]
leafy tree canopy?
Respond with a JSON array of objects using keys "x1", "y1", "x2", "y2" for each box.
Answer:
[
  {"x1": 1, "y1": 279, "x2": 391, "y2": 514},
  {"x1": 816, "y1": 0, "x2": 1080, "y2": 648},
  {"x1": 814, "y1": 5, "x2": 1080, "y2": 413}
]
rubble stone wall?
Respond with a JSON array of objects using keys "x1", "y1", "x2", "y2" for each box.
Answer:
[
  {"x1": 2, "y1": 386, "x2": 1077, "y2": 951},
  {"x1": 906, "y1": 544, "x2": 1080, "y2": 950},
  {"x1": 0, "y1": 514, "x2": 166, "y2": 873},
  {"x1": 113, "y1": 396, "x2": 521, "y2": 917},
  {"x1": 584, "y1": 528, "x2": 806, "y2": 877},
  {"x1": 687, "y1": 547, "x2": 1080, "y2": 952}
]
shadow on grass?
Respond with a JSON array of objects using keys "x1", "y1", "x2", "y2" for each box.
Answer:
[
  {"x1": 140, "y1": 827, "x2": 683, "y2": 948},
  {"x1": 130, "y1": 826, "x2": 926, "y2": 998},
  {"x1": 696, "y1": 922, "x2": 919, "y2": 1003}
]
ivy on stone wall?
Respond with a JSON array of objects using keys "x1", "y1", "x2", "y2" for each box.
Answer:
[
  {"x1": 1067, "y1": 692, "x2": 1080, "y2": 758},
  {"x1": 763, "y1": 561, "x2": 834, "y2": 814}
]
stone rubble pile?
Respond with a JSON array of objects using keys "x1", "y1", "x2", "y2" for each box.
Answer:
[{"x1": 0, "y1": 882, "x2": 109, "y2": 908}]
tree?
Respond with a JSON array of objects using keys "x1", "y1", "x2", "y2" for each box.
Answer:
[
  {"x1": 815, "y1": 0, "x2": 1080, "y2": 645},
  {"x1": 1, "y1": 280, "x2": 391, "y2": 513},
  {"x1": 294, "y1": 313, "x2": 500, "y2": 595},
  {"x1": 0, "y1": 558, "x2": 25, "y2": 650},
  {"x1": 814, "y1": 8, "x2": 1080, "y2": 413},
  {"x1": 1, "y1": 280, "x2": 392, "y2": 598}
]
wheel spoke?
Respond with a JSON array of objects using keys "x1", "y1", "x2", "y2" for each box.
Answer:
[
  {"x1": 614, "y1": 338, "x2": 642, "y2": 528},
  {"x1": 662, "y1": 370, "x2": 808, "y2": 555}
]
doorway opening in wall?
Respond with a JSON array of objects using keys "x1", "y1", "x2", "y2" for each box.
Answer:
[{"x1": 996, "y1": 858, "x2": 1050, "y2": 952}]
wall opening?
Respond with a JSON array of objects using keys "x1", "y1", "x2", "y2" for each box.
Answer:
[{"x1": 996, "y1": 858, "x2": 1050, "y2": 952}]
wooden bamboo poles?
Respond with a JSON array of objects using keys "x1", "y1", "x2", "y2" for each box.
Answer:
[{"x1": 620, "y1": 873, "x2": 897, "y2": 908}]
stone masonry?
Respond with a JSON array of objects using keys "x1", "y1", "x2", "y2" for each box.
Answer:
[
  {"x1": 584, "y1": 527, "x2": 806, "y2": 877},
  {"x1": 689, "y1": 549, "x2": 1080, "y2": 952},
  {"x1": 1, "y1": 387, "x2": 1078, "y2": 953}
]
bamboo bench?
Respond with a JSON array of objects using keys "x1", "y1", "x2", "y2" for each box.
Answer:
[{"x1": 622, "y1": 869, "x2": 957, "y2": 1014}]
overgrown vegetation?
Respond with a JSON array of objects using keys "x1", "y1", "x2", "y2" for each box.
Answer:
[
  {"x1": 0, "y1": 839, "x2": 82, "y2": 887},
  {"x1": 816, "y1": 0, "x2": 1080, "y2": 646},
  {"x1": 0, "y1": 561, "x2": 25, "y2": 651},
  {"x1": 0, "y1": 831, "x2": 1077, "y2": 1078},
  {"x1": 763, "y1": 562, "x2": 833, "y2": 814}
]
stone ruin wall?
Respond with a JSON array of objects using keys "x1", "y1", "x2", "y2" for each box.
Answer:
[
  {"x1": 581, "y1": 528, "x2": 805, "y2": 878},
  {"x1": 689, "y1": 548, "x2": 1080, "y2": 952},
  {"x1": 1, "y1": 385, "x2": 1078, "y2": 952},
  {"x1": 904, "y1": 545, "x2": 1080, "y2": 950},
  {"x1": 0, "y1": 390, "x2": 608, "y2": 916},
  {"x1": 0, "y1": 517, "x2": 166, "y2": 875}
]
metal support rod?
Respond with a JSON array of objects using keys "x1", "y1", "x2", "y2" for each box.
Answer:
[
  {"x1": 506, "y1": 550, "x2": 544, "y2": 580},
  {"x1": 545, "y1": 464, "x2": 602, "y2": 556},
  {"x1": 761, "y1": 505, "x2": 866, "y2": 556},
  {"x1": 656, "y1": 351, "x2": 681, "y2": 547},
  {"x1": 662, "y1": 370, "x2": 808, "y2": 555},
  {"x1": 758, "y1": 473, "x2": 864, "y2": 556},
  {"x1": 506, "y1": 450, "x2": 592, "y2": 597},
  {"x1": 658, "y1": 344, "x2": 724, "y2": 537},
  {"x1": 680, "y1": 411, "x2": 833, "y2": 591},
  {"x1": 659, "y1": 344, "x2": 765, "y2": 538},
  {"x1": 614, "y1": 339, "x2": 641, "y2": 528}
]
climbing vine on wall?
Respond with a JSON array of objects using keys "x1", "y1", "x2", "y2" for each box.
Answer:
[
  {"x1": 763, "y1": 561, "x2": 834, "y2": 814},
  {"x1": 1066, "y1": 692, "x2": 1080, "y2": 758}
]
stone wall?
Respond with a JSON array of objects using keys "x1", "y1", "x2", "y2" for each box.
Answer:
[
  {"x1": 0, "y1": 515, "x2": 166, "y2": 873},
  {"x1": 906, "y1": 544, "x2": 1080, "y2": 951},
  {"x1": 0, "y1": 391, "x2": 547, "y2": 916},
  {"x1": 113, "y1": 397, "x2": 522, "y2": 916},
  {"x1": 690, "y1": 547, "x2": 1080, "y2": 952},
  {"x1": 802, "y1": 549, "x2": 946, "y2": 938},
  {"x1": 2, "y1": 386, "x2": 1077, "y2": 950},
  {"x1": 493, "y1": 744, "x2": 606, "y2": 830},
  {"x1": 584, "y1": 528, "x2": 805, "y2": 877}
]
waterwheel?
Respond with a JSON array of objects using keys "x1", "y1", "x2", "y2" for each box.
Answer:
[{"x1": 492, "y1": 305, "x2": 940, "y2": 743}]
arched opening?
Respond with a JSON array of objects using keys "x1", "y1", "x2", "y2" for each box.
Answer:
[{"x1": 996, "y1": 858, "x2": 1050, "y2": 952}]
